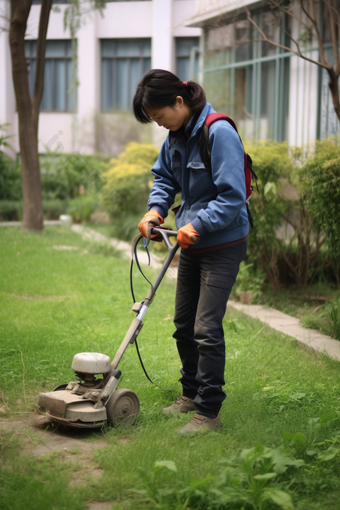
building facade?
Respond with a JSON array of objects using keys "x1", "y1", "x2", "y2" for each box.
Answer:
[
  {"x1": 186, "y1": 0, "x2": 340, "y2": 147},
  {"x1": 0, "y1": 0, "x2": 200, "y2": 155}
]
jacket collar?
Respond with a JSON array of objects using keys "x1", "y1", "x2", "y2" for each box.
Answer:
[
  {"x1": 168, "y1": 102, "x2": 214, "y2": 141},
  {"x1": 190, "y1": 102, "x2": 214, "y2": 138}
]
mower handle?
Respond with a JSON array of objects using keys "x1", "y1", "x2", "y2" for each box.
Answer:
[{"x1": 151, "y1": 226, "x2": 177, "y2": 251}]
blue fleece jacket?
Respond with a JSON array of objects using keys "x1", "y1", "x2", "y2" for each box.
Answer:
[{"x1": 149, "y1": 102, "x2": 249, "y2": 249}]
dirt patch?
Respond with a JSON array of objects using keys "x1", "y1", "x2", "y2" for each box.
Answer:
[
  {"x1": 87, "y1": 503, "x2": 114, "y2": 510},
  {"x1": 0, "y1": 413, "x2": 107, "y2": 457},
  {"x1": 0, "y1": 413, "x2": 119, "y2": 508}
]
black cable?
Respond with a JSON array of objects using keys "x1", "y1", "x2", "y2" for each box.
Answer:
[
  {"x1": 130, "y1": 235, "x2": 154, "y2": 384},
  {"x1": 129, "y1": 233, "x2": 175, "y2": 391}
]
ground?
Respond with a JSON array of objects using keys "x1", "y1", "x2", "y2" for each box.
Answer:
[{"x1": 0, "y1": 413, "x2": 114, "y2": 510}]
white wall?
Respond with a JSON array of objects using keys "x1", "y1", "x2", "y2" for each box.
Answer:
[
  {"x1": 97, "y1": 1, "x2": 152, "y2": 37},
  {"x1": 0, "y1": 0, "x2": 200, "y2": 156}
]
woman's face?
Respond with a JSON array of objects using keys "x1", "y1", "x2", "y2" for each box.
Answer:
[{"x1": 145, "y1": 96, "x2": 192, "y2": 132}]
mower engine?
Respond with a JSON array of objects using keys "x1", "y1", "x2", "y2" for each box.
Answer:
[{"x1": 38, "y1": 352, "x2": 139, "y2": 428}]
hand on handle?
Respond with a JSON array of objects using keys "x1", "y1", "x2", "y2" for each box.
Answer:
[
  {"x1": 138, "y1": 210, "x2": 164, "y2": 241},
  {"x1": 177, "y1": 223, "x2": 200, "y2": 249}
]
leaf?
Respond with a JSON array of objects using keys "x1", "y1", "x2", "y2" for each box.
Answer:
[
  {"x1": 264, "y1": 182, "x2": 277, "y2": 196},
  {"x1": 263, "y1": 489, "x2": 294, "y2": 509},
  {"x1": 292, "y1": 432, "x2": 306, "y2": 444},
  {"x1": 154, "y1": 460, "x2": 177, "y2": 473},
  {"x1": 306, "y1": 449, "x2": 319, "y2": 456},
  {"x1": 189, "y1": 476, "x2": 214, "y2": 491},
  {"x1": 253, "y1": 472, "x2": 277, "y2": 480},
  {"x1": 282, "y1": 431, "x2": 293, "y2": 442},
  {"x1": 317, "y1": 446, "x2": 340, "y2": 462}
]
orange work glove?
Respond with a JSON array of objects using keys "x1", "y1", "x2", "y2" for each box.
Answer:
[
  {"x1": 138, "y1": 210, "x2": 164, "y2": 239},
  {"x1": 177, "y1": 223, "x2": 200, "y2": 249}
]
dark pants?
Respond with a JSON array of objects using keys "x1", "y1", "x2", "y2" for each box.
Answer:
[{"x1": 173, "y1": 241, "x2": 247, "y2": 418}]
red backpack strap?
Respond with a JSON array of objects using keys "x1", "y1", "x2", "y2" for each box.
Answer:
[
  {"x1": 204, "y1": 113, "x2": 239, "y2": 134},
  {"x1": 199, "y1": 113, "x2": 241, "y2": 171}
]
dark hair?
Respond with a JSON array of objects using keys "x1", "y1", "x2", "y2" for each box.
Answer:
[{"x1": 133, "y1": 69, "x2": 206, "y2": 123}]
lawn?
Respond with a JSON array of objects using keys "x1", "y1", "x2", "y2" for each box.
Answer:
[{"x1": 1, "y1": 226, "x2": 340, "y2": 510}]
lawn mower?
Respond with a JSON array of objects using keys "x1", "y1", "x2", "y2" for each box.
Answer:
[{"x1": 38, "y1": 227, "x2": 179, "y2": 428}]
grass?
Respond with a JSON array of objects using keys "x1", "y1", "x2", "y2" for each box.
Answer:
[{"x1": 1, "y1": 226, "x2": 340, "y2": 509}]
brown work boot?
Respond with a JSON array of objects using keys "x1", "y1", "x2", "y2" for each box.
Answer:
[
  {"x1": 163, "y1": 396, "x2": 196, "y2": 415},
  {"x1": 179, "y1": 413, "x2": 222, "y2": 435}
]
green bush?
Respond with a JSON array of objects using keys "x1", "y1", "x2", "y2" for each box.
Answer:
[
  {"x1": 101, "y1": 142, "x2": 159, "y2": 217},
  {"x1": 244, "y1": 141, "x2": 296, "y2": 289},
  {"x1": 0, "y1": 124, "x2": 22, "y2": 201},
  {"x1": 0, "y1": 154, "x2": 22, "y2": 201},
  {"x1": 0, "y1": 200, "x2": 22, "y2": 221},
  {"x1": 40, "y1": 153, "x2": 105, "y2": 200},
  {"x1": 42, "y1": 199, "x2": 67, "y2": 219},
  {"x1": 232, "y1": 262, "x2": 266, "y2": 301},
  {"x1": 66, "y1": 195, "x2": 100, "y2": 223},
  {"x1": 301, "y1": 139, "x2": 340, "y2": 259},
  {"x1": 0, "y1": 199, "x2": 67, "y2": 221}
]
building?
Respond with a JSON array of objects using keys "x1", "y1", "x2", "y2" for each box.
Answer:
[
  {"x1": 0, "y1": 0, "x2": 201, "y2": 156},
  {"x1": 186, "y1": 0, "x2": 340, "y2": 146}
]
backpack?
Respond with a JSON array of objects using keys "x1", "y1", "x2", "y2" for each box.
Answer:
[{"x1": 198, "y1": 113, "x2": 258, "y2": 229}]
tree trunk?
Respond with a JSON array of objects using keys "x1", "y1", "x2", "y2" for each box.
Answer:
[
  {"x1": 9, "y1": 0, "x2": 52, "y2": 231},
  {"x1": 327, "y1": 68, "x2": 340, "y2": 122}
]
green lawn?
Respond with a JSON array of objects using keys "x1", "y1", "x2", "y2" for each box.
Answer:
[{"x1": 1, "y1": 227, "x2": 340, "y2": 510}]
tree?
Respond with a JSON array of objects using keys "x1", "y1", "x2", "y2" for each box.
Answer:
[
  {"x1": 244, "y1": 0, "x2": 340, "y2": 121},
  {"x1": 8, "y1": 0, "x2": 105, "y2": 232},
  {"x1": 9, "y1": 0, "x2": 52, "y2": 231}
]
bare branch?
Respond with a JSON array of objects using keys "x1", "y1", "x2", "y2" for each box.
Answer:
[
  {"x1": 300, "y1": 0, "x2": 329, "y2": 66},
  {"x1": 271, "y1": 0, "x2": 315, "y2": 32},
  {"x1": 244, "y1": 6, "x2": 332, "y2": 70}
]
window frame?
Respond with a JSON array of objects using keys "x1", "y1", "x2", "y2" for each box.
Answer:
[
  {"x1": 25, "y1": 39, "x2": 76, "y2": 113},
  {"x1": 100, "y1": 38, "x2": 151, "y2": 112}
]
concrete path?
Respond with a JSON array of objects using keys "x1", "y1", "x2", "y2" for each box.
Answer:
[
  {"x1": 228, "y1": 300, "x2": 340, "y2": 362},
  {"x1": 0, "y1": 220, "x2": 63, "y2": 226},
  {"x1": 71, "y1": 224, "x2": 164, "y2": 270}
]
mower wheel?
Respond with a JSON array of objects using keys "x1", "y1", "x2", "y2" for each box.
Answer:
[{"x1": 106, "y1": 388, "x2": 140, "y2": 427}]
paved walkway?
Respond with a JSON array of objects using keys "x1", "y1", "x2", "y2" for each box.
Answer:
[
  {"x1": 2, "y1": 221, "x2": 339, "y2": 362},
  {"x1": 228, "y1": 301, "x2": 340, "y2": 362}
]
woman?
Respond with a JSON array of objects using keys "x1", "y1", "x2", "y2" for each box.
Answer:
[{"x1": 133, "y1": 69, "x2": 248, "y2": 435}]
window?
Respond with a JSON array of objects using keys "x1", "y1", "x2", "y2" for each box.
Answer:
[
  {"x1": 101, "y1": 39, "x2": 151, "y2": 111},
  {"x1": 25, "y1": 40, "x2": 76, "y2": 112},
  {"x1": 175, "y1": 37, "x2": 200, "y2": 81},
  {"x1": 203, "y1": 10, "x2": 290, "y2": 142}
]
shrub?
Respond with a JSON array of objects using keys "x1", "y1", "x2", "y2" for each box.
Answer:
[
  {"x1": 42, "y1": 199, "x2": 67, "y2": 220},
  {"x1": 301, "y1": 139, "x2": 340, "y2": 260},
  {"x1": 244, "y1": 141, "x2": 295, "y2": 289},
  {"x1": 0, "y1": 124, "x2": 22, "y2": 201},
  {"x1": 66, "y1": 195, "x2": 100, "y2": 223},
  {"x1": 101, "y1": 142, "x2": 159, "y2": 217},
  {"x1": 0, "y1": 200, "x2": 22, "y2": 221},
  {"x1": 40, "y1": 153, "x2": 105, "y2": 201}
]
